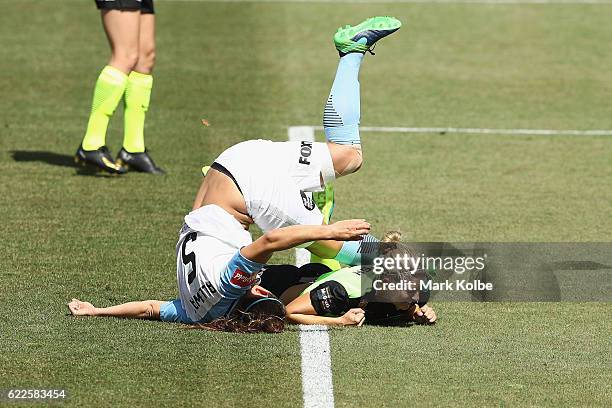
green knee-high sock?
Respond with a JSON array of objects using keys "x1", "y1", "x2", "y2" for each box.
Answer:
[
  {"x1": 81, "y1": 66, "x2": 128, "y2": 151},
  {"x1": 123, "y1": 71, "x2": 153, "y2": 153}
]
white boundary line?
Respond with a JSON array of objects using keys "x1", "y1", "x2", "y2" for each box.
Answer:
[
  {"x1": 299, "y1": 325, "x2": 335, "y2": 408},
  {"x1": 293, "y1": 125, "x2": 612, "y2": 137},
  {"x1": 289, "y1": 126, "x2": 335, "y2": 408}
]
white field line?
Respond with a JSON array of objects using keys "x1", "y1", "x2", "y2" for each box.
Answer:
[
  {"x1": 289, "y1": 126, "x2": 335, "y2": 408},
  {"x1": 298, "y1": 125, "x2": 612, "y2": 137},
  {"x1": 299, "y1": 325, "x2": 335, "y2": 408}
]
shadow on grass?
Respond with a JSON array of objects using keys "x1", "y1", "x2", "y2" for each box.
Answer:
[
  {"x1": 11, "y1": 150, "x2": 75, "y2": 167},
  {"x1": 10, "y1": 150, "x2": 115, "y2": 177}
]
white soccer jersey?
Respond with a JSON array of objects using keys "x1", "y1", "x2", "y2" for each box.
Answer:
[
  {"x1": 214, "y1": 139, "x2": 335, "y2": 232},
  {"x1": 176, "y1": 205, "x2": 265, "y2": 323}
]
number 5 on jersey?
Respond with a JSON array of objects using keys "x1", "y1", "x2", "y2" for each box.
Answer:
[{"x1": 181, "y1": 232, "x2": 198, "y2": 284}]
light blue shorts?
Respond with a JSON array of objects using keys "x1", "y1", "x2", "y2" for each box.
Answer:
[{"x1": 159, "y1": 299, "x2": 194, "y2": 324}]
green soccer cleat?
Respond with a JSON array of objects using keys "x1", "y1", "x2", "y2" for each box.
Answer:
[{"x1": 334, "y1": 16, "x2": 402, "y2": 57}]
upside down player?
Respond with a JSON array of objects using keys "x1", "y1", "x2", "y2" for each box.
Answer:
[
  {"x1": 193, "y1": 16, "x2": 403, "y2": 265},
  {"x1": 67, "y1": 16, "x2": 403, "y2": 332}
]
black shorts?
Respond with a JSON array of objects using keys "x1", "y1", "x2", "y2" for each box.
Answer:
[
  {"x1": 95, "y1": 0, "x2": 154, "y2": 14},
  {"x1": 259, "y1": 263, "x2": 332, "y2": 298}
]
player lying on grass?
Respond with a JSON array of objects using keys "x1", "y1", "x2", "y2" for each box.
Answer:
[
  {"x1": 68, "y1": 215, "x2": 370, "y2": 333},
  {"x1": 193, "y1": 16, "x2": 402, "y2": 268},
  {"x1": 68, "y1": 16, "x2": 401, "y2": 332},
  {"x1": 261, "y1": 232, "x2": 437, "y2": 326}
]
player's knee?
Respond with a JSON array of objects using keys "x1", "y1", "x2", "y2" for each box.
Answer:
[
  {"x1": 347, "y1": 148, "x2": 363, "y2": 174},
  {"x1": 136, "y1": 48, "x2": 156, "y2": 73},
  {"x1": 333, "y1": 145, "x2": 363, "y2": 177},
  {"x1": 111, "y1": 49, "x2": 139, "y2": 72},
  {"x1": 143, "y1": 300, "x2": 157, "y2": 319}
]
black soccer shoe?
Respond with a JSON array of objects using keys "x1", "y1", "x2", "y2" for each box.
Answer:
[
  {"x1": 116, "y1": 148, "x2": 165, "y2": 175},
  {"x1": 74, "y1": 145, "x2": 126, "y2": 175}
]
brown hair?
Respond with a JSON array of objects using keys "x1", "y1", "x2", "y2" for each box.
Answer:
[{"x1": 192, "y1": 296, "x2": 286, "y2": 334}]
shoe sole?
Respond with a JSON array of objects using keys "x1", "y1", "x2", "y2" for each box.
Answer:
[
  {"x1": 116, "y1": 157, "x2": 164, "y2": 175},
  {"x1": 74, "y1": 155, "x2": 124, "y2": 175}
]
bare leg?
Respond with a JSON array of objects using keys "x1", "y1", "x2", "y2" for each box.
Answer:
[
  {"x1": 327, "y1": 142, "x2": 363, "y2": 177},
  {"x1": 101, "y1": 10, "x2": 141, "y2": 74},
  {"x1": 67, "y1": 298, "x2": 163, "y2": 320},
  {"x1": 79, "y1": 10, "x2": 140, "y2": 152},
  {"x1": 121, "y1": 12, "x2": 155, "y2": 154},
  {"x1": 134, "y1": 13, "x2": 156, "y2": 74}
]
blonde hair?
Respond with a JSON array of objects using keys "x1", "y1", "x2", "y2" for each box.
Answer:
[{"x1": 382, "y1": 230, "x2": 402, "y2": 243}]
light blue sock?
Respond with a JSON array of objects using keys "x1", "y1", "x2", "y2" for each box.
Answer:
[
  {"x1": 334, "y1": 234, "x2": 380, "y2": 266},
  {"x1": 323, "y1": 53, "x2": 364, "y2": 145}
]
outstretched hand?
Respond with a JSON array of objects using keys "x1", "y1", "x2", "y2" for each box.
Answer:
[
  {"x1": 339, "y1": 308, "x2": 366, "y2": 326},
  {"x1": 328, "y1": 219, "x2": 371, "y2": 241},
  {"x1": 413, "y1": 304, "x2": 437, "y2": 324}
]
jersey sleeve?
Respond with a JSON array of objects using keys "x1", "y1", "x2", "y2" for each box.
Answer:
[
  {"x1": 221, "y1": 250, "x2": 265, "y2": 293},
  {"x1": 309, "y1": 280, "x2": 351, "y2": 316}
]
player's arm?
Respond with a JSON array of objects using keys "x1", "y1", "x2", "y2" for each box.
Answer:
[
  {"x1": 285, "y1": 293, "x2": 365, "y2": 326},
  {"x1": 241, "y1": 220, "x2": 370, "y2": 264}
]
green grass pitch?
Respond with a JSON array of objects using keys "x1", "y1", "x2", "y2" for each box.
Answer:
[{"x1": 0, "y1": 0, "x2": 611, "y2": 406}]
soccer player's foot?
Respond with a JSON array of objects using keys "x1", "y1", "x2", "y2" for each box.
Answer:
[
  {"x1": 334, "y1": 16, "x2": 402, "y2": 57},
  {"x1": 116, "y1": 148, "x2": 165, "y2": 175},
  {"x1": 74, "y1": 145, "x2": 126, "y2": 175},
  {"x1": 67, "y1": 299, "x2": 96, "y2": 316}
]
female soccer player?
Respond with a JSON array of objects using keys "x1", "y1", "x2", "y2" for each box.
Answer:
[
  {"x1": 68, "y1": 16, "x2": 403, "y2": 331},
  {"x1": 68, "y1": 207, "x2": 371, "y2": 333},
  {"x1": 75, "y1": 0, "x2": 163, "y2": 174},
  {"x1": 262, "y1": 232, "x2": 438, "y2": 327},
  {"x1": 193, "y1": 16, "x2": 403, "y2": 266}
]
